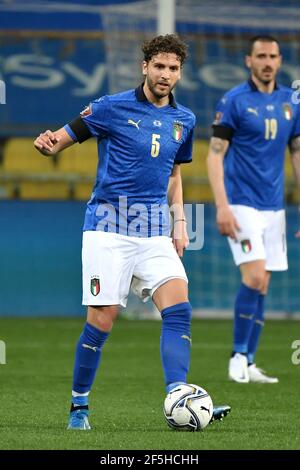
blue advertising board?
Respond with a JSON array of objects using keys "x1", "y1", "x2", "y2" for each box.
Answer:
[
  {"x1": 0, "y1": 1, "x2": 299, "y2": 136},
  {"x1": 1, "y1": 37, "x2": 299, "y2": 137}
]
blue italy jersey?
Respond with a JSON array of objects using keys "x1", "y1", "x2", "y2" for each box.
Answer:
[
  {"x1": 65, "y1": 85, "x2": 195, "y2": 236},
  {"x1": 213, "y1": 79, "x2": 300, "y2": 210}
]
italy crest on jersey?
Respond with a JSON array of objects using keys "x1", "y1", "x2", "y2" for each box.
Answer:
[
  {"x1": 283, "y1": 103, "x2": 292, "y2": 120},
  {"x1": 173, "y1": 121, "x2": 183, "y2": 141},
  {"x1": 90, "y1": 276, "x2": 100, "y2": 296}
]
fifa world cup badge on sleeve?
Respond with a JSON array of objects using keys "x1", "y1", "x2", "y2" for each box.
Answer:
[
  {"x1": 80, "y1": 105, "x2": 92, "y2": 117},
  {"x1": 90, "y1": 276, "x2": 100, "y2": 296},
  {"x1": 213, "y1": 111, "x2": 223, "y2": 125}
]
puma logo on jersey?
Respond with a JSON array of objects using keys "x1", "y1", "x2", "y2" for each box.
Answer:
[
  {"x1": 247, "y1": 107, "x2": 259, "y2": 116},
  {"x1": 181, "y1": 335, "x2": 192, "y2": 344},
  {"x1": 82, "y1": 343, "x2": 98, "y2": 352},
  {"x1": 128, "y1": 119, "x2": 141, "y2": 130}
]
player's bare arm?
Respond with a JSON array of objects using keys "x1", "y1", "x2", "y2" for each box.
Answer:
[
  {"x1": 289, "y1": 135, "x2": 300, "y2": 186},
  {"x1": 168, "y1": 164, "x2": 189, "y2": 257},
  {"x1": 289, "y1": 135, "x2": 300, "y2": 237},
  {"x1": 207, "y1": 137, "x2": 240, "y2": 240},
  {"x1": 34, "y1": 127, "x2": 74, "y2": 156}
]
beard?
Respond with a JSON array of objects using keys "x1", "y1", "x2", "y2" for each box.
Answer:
[
  {"x1": 146, "y1": 76, "x2": 172, "y2": 99},
  {"x1": 261, "y1": 78, "x2": 273, "y2": 85},
  {"x1": 255, "y1": 68, "x2": 275, "y2": 85}
]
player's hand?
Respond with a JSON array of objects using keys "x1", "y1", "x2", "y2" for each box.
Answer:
[
  {"x1": 34, "y1": 130, "x2": 60, "y2": 154},
  {"x1": 216, "y1": 205, "x2": 240, "y2": 240},
  {"x1": 172, "y1": 220, "x2": 189, "y2": 257},
  {"x1": 295, "y1": 230, "x2": 300, "y2": 238}
]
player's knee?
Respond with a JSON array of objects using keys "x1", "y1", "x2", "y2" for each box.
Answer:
[
  {"x1": 87, "y1": 306, "x2": 119, "y2": 332},
  {"x1": 243, "y1": 272, "x2": 266, "y2": 291}
]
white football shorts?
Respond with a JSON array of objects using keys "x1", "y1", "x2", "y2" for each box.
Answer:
[
  {"x1": 82, "y1": 231, "x2": 188, "y2": 307},
  {"x1": 227, "y1": 205, "x2": 287, "y2": 271}
]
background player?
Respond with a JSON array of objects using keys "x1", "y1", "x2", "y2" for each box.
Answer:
[
  {"x1": 207, "y1": 35, "x2": 300, "y2": 383},
  {"x1": 34, "y1": 34, "x2": 230, "y2": 429}
]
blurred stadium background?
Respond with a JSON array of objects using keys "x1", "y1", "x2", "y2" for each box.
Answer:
[{"x1": 1, "y1": 0, "x2": 300, "y2": 318}]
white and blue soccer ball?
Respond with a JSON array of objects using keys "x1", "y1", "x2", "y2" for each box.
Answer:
[{"x1": 163, "y1": 383, "x2": 213, "y2": 431}]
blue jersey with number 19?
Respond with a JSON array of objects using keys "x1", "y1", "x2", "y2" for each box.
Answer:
[
  {"x1": 65, "y1": 85, "x2": 195, "y2": 237},
  {"x1": 213, "y1": 79, "x2": 300, "y2": 210}
]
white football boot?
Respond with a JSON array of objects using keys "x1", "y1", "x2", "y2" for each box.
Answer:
[
  {"x1": 248, "y1": 364, "x2": 279, "y2": 383},
  {"x1": 228, "y1": 353, "x2": 249, "y2": 383}
]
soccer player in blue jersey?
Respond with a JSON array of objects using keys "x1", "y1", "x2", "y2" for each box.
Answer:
[
  {"x1": 34, "y1": 34, "x2": 230, "y2": 429},
  {"x1": 207, "y1": 35, "x2": 300, "y2": 383}
]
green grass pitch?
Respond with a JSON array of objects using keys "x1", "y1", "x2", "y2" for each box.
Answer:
[{"x1": 0, "y1": 317, "x2": 299, "y2": 450}]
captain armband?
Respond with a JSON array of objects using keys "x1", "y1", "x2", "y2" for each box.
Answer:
[
  {"x1": 212, "y1": 124, "x2": 234, "y2": 141},
  {"x1": 68, "y1": 117, "x2": 92, "y2": 144}
]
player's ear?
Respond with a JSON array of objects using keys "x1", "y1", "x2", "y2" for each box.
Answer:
[
  {"x1": 142, "y1": 61, "x2": 148, "y2": 76},
  {"x1": 245, "y1": 55, "x2": 251, "y2": 69}
]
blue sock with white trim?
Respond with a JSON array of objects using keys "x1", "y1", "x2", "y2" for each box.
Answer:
[
  {"x1": 72, "y1": 322, "x2": 109, "y2": 401},
  {"x1": 247, "y1": 294, "x2": 265, "y2": 364},
  {"x1": 233, "y1": 283, "x2": 259, "y2": 354},
  {"x1": 160, "y1": 302, "x2": 192, "y2": 393}
]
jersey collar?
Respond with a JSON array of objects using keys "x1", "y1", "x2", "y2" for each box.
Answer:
[
  {"x1": 248, "y1": 77, "x2": 279, "y2": 91},
  {"x1": 135, "y1": 83, "x2": 177, "y2": 108}
]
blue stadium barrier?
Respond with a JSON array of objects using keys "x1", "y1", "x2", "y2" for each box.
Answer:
[{"x1": 0, "y1": 201, "x2": 299, "y2": 316}]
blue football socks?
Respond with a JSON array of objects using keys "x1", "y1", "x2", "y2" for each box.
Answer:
[
  {"x1": 72, "y1": 322, "x2": 110, "y2": 398},
  {"x1": 160, "y1": 302, "x2": 192, "y2": 392},
  {"x1": 233, "y1": 283, "x2": 260, "y2": 354},
  {"x1": 247, "y1": 293, "x2": 265, "y2": 364}
]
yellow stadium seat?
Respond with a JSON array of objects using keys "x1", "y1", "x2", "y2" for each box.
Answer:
[
  {"x1": 4, "y1": 138, "x2": 298, "y2": 203},
  {"x1": 20, "y1": 181, "x2": 70, "y2": 200},
  {"x1": 192, "y1": 139, "x2": 210, "y2": 171},
  {"x1": 73, "y1": 181, "x2": 94, "y2": 201},
  {"x1": 3, "y1": 138, "x2": 54, "y2": 173},
  {"x1": 57, "y1": 141, "x2": 98, "y2": 175},
  {"x1": 0, "y1": 182, "x2": 18, "y2": 199},
  {"x1": 184, "y1": 182, "x2": 213, "y2": 202},
  {"x1": 285, "y1": 150, "x2": 296, "y2": 186},
  {"x1": 181, "y1": 139, "x2": 209, "y2": 179},
  {"x1": 181, "y1": 139, "x2": 212, "y2": 202}
]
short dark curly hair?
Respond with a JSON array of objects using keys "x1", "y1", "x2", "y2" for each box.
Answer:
[
  {"x1": 248, "y1": 35, "x2": 280, "y2": 55},
  {"x1": 142, "y1": 34, "x2": 188, "y2": 66}
]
